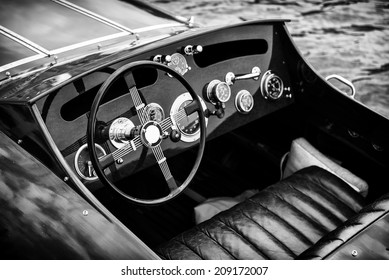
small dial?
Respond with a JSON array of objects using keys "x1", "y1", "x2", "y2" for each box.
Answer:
[
  {"x1": 170, "y1": 92, "x2": 208, "y2": 143},
  {"x1": 215, "y1": 82, "x2": 231, "y2": 103},
  {"x1": 235, "y1": 90, "x2": 254, "y2": 114},
  {"x1": 74, "y1": 144, "x2": 106, "y2": 181},
  {"x1": 205, "y1": 80, "x2": 231, "y2": 104},
  {"x1": 168, "y1": 53, "x2": 189, "y2": 75},
  {"x1": 261, "y1": 71, "x2": 284, "y2": 100},
  {"x1": 144, "y1": 103, "x2": 165, "y2": 122}
]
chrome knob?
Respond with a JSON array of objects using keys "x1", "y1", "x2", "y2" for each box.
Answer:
[
  {"x1": 183, "y1": 45, "x2": 203, "y2": 55},
  {"x1": 205, "y1": 80, "x2": 231, "y2": 104},
  {"x1": 152, "y1": 54, "x2": 172, "y2": 64}
]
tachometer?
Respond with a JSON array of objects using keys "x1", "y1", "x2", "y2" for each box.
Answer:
[
  {"x1": 170, "y1": 92, "x2": 208, "y2": 143},
  {"x1": 74, "y1": 143, "x2": 106, "y2": 181}
]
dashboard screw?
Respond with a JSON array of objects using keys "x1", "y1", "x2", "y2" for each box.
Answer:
[
  {"x1": 64, "y1": 176, "x2": 69, "y2": 182},
  {"x1": 116, "y1": 158, "x2": 124, "y2": 164},
  {"x1": 17, "y1": 139, "x2": 23, "y2": 145},
  {"x1": 351, "y1": 250, "x2": 358, "y2": 257},
  {"x1": 83, "y1": 210, "x2": 88, "y2": 216}
]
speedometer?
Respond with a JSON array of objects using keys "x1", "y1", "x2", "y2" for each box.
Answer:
[
  {"x1": 261, "y1": 70, "x2": 284, "y2": 100},
  {"x1": 170, "y1": 92, "x2": 208, "y2": 143}
]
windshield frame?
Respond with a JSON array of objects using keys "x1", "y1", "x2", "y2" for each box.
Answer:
[{"x1": 0, "y1": 0, "x2": 192, "y2": 80}]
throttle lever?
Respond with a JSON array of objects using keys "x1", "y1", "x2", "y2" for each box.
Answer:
[{"x1": 225, "y1": 66, "x2": 261, "y2": 86}]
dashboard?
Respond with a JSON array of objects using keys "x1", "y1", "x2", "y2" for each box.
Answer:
[{"x1": 36, "y1": 22, "x2": 294, "y2": 190}]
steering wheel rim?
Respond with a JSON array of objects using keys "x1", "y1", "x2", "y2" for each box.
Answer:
[{"x1": 87, "y1": 61, "x2": 206, "y2": 205}]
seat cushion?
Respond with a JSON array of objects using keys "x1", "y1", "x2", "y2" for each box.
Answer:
[{"x1": 156, "y1": 166, "x2": 365, "y2": 260}]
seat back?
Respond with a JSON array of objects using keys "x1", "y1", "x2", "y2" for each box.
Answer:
[{"x1": 298, "y1": 193, "x2": 389, "y2": 259}]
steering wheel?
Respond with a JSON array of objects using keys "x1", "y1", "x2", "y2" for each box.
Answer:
[{"x1": 87, "y1": 61, "x2": 206, "y2": 205}]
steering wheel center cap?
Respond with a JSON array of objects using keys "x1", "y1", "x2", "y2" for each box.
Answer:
[{"x1": 140, "y1": 121, "x2": 163, "y2": 147}]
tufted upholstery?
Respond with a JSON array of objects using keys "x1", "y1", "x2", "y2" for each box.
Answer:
[
  {"x1": 299, "y1": 192, "x2": 389, "y2": 259},
  {"x1": 156, "y1": 166, "x2": 366, "y2": 260}
]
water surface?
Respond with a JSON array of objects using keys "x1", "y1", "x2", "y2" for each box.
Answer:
[{"x1": 150, "y1": 0, "x2": 389, "y2": 118}]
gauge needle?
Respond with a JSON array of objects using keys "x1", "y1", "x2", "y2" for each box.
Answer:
[{"x1": 87, "y1": 161, "x2": 93, "y2": 177}]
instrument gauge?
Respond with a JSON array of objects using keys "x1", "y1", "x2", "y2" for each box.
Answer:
[
  {"x1": 205, "y1": 80, "x2": 231, "y2": 104},
  {"x1": 144, "y1": 103, "x2": 165, "y2": 122},
  {"x1": 261, "y1": 71, "x2": 284, "y2": 100},
  {"x1": 168, "y1": 53, "x2": 189, "y2": 76},
  {"x1": 170, "y1": 92, "x2": 208, "y2": 143},
  {"x1": 235, "y1": 90, "x2": 254, "y2": 114},
  {"x1": 74, "y1": 143, "x2": 106, "y2": 181}
]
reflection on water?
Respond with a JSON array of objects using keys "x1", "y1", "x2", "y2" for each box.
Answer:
[{"x1": 151, "y1": 0, "x2": 389, "y2": 117}]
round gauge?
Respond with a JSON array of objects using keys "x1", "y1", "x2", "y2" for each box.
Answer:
[
  {"x1": 170, "y1": 92, "x2": 208, "y2": 143},
  {"x1": 74, "y1": 143, "x2": 106, "y2": 181},
  {"x1": 261, "y1": 71, "x2": 284, "y2": 100},
  {"x1": 214, "y1": 82, "x2": 231, "y2": 103},
  {"x1": 235, "y1": 90, "x2": 254, "y2": 114},
  {"x1": 206, "y1": 80, "x2": 231, "y2": 104},
  {"x1": 144, "y1": 103, "x2": 165, "y2": 122},
  {"x1": 168, "y1": 53, "x2": 189, "y2": 76}
]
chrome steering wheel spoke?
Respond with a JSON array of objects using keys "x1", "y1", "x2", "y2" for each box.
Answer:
[
  {"x1": 99, "y1": 136, "x2": 142, "y2": 169},
  {"x1": 123, "y1": 72, "x2": 148, "y2": 125},
  {"x1": 151, "y1": 145, "x2": 177, "y2": 191}
]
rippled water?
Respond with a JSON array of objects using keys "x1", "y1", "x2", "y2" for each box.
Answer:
[{"x1": 150, "y1": 0, "x2": 389, "y2": 118}]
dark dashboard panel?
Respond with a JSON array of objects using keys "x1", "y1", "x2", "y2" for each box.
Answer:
[{"x1": 36, "y1": 22, "x2": 295, "y2": 188}]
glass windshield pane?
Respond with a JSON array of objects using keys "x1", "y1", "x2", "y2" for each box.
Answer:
[
  {"x1": 0, "y1": 34, "x2": 37, "y2": 66},
  {"x1": 0, "y1": 0, "x2": 121, "y2": 50},
  {"x1": 69, "y1": 0, "x2": 177, "y2": 30}
]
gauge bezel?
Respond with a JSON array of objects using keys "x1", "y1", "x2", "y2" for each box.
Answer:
[
  {"x1": 168, "y1": 53, "x2": 189, "y2": 76},
  {"x1": 74, "y1": 143, "x2": 107, "y2": 181},
  {"x1": 235, "y1": 89, "x2": 254, "y2": 114},
  {"x1": 144, "y1": 103, "x2": 165, "y2": 122},
  {"x1": 260, "y1": 70, "x2": 284, "y2": 100},
  {"x1": 170, "y1": 92, "x2": 208, "y2": 143}
]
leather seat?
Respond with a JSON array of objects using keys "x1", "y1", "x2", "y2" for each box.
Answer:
[{"x1": 156, "y1": 166, "x2": 366, "y2": 260}]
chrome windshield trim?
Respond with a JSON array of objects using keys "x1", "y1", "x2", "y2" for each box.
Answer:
[
  {"x1": 52, "y1": 0, "x2": 137, "y2": 35},
  {"x1": 0, "y1": 25, "x2": 51, "y2": 56},
  {"x1": 50, "y1": 31, "x2": 130, "y2": 55},
  {"x1": 133, "y1": 23, "x2": 187, "y2": 33},
  {"x1": 0, "y1": 54, "x2": 47, "y2": 74}
]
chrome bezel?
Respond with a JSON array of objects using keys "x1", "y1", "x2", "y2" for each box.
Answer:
[
  {"x1": 170, "y1": 92, "x2": 208, "y2": 143},
  {"x1": 74, "y1": 143, "x2": 106, "y2": 181},
  {"x1": 260, "y1": 70, "x2": 284, "y2": 100},
  {"x1": 235, "y1": 90, "x2": 254, "y2": 114},
  {"x1": 167, "y1": 53, "x2": 189, "y2": 75},
  {"x1": 144, "y1": 103, "x2": 165, "y2": 122}
]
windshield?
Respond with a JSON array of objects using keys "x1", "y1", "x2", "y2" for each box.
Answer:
[{"x1": 0, "y1": 0, "x2": 186, "y2": 77}]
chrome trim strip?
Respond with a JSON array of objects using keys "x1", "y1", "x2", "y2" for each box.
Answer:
[
  {"x1": 133, "y1": 23, "x2": 186, "y2": 33},
  {"x1": 52, "y1": 0, "x2": 136, "y2": 35},
  {"x1": 50, "y1": 31, "x2": 129, "y2": 55},
  {"x1": 0, "y1": 25, "x2": 51, "y2": 56},
  {"x1": 0, "y1": 53, "x2": 46, "y2": 74}
]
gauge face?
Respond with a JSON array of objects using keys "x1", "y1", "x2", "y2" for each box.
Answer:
[
  {"x1": 215, "y1": 82, "x2": 231, "y2": 103},
  {"x1": 168, "y1": 53, "x2": 189, "y2": 75},
  {"x1": 177, "y1": 100, "x2": 200, "y2": 135},
  {"x1": 170, "y1": 92, "x2": 208, "y2": 143},
  {"x1": 74, "y1": 144, "x2": 106, "y2": 181},
  {"x1": 235, "y1": 90, "x2": 254, "y2": 113},
  {"x1": 261, "y1": 71, "x2": 284, "y2": 100},
  {"x1": 145, "y1": 103, "x2": 165, "y2": 122}
]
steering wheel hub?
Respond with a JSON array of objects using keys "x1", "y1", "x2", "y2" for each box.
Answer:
[{"x1": 140, "y1": 121, "x2": 163, "y2": 148}]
